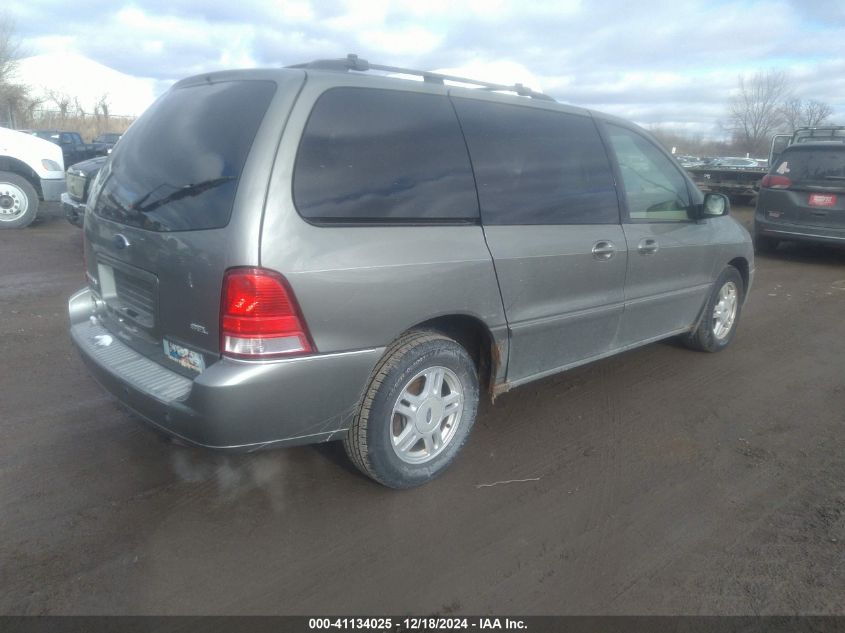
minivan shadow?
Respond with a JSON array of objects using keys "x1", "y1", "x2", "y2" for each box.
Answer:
[
  {"x1": 760, "y1": 241, "x2": 845, "y2": 265},
  {"x1": 309, "y1": 440, "x2": 363, "y2": 477}
]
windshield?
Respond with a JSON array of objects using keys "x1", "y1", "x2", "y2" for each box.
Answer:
[
  {"x1": 32, "y1": 131, "x2": 59, "y2": 141},
  {"x1": 93, "y1": 79, "x2": 276, "y2": 232}
]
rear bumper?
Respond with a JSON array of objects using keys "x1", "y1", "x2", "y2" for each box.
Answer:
[
  {"x1": 68, "y1": 287, "x2": 382, "y2": 450},
  {"x1": 40, "y1": 177, "x2": 66, "y2": 202},
  {"x1": 754, "y1": 218, "x2": 845, "y2": 246},
  {"x1": 61, "y1": 192, "x2": 84, "y2": 227}
]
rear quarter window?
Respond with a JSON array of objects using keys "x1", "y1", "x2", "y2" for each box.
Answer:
[{"x1": 293, "y1": 88, "x2": 479, "y2": 223}]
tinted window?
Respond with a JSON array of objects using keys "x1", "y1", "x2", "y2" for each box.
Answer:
[
  {"x1": 773, "y1": 147, "x2": 845, "y2": 182},
  {"x1": 293, "y1": 88, "x2": 478, "y2": 222},
  {"x1": 93, "y1": 80, "x2": 276, "y2": 232},
  {"x1": 605, "y1": 124, "x2": 693, "y2": 222},
  {"x1": 452, "y1": 98, "x2": 618, "y2": 225}
]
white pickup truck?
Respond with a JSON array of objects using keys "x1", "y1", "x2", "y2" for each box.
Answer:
[{"x1": 0, "y1": 127, "x2": 66, "y2": 228}]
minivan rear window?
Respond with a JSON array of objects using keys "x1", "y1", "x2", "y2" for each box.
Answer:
[
  {"x1": 93, "y1": 80, "x2": 276, "y2": 232},
  {"x1": 773, "y1": 146, "x2": 845, "y2": 183}
]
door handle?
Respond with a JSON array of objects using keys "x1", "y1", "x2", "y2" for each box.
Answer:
[
  {"x1": 592, "y1": 240, "x2": 616, "y2": 261},
  {"x1": 638, "y1": 238, "x2": 659, "y2": 255}
]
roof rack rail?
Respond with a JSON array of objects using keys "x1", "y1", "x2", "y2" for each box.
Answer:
[
  {"x1": 792, "y1": 126, "x2": 845, "y2": 142},
  {"x1": 287, "y1": 53, "x2": 555, "y2": 102}
]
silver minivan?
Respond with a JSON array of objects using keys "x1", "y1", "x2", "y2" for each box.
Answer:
[{"x1": 68, "y1": 56, "x2": 754, "y2": 488}]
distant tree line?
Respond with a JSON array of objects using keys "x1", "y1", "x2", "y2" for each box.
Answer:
[
  {"x1": 658, "y1": 70, "x2": 839, "y2": 159},
  {"x1": 727, "y1": 69, "x2": 836, "y2": 157},
  {"x1": 647, "y1": 126, "x2": 738, "y2": 160}
]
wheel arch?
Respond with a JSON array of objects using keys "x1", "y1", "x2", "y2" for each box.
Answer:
[
  {"x1": 727, "y1": 257, "x2": 750, "y2": 301},
  {"x1": 0, "y1": 156, "x2": 43, "y2": 198},
  {"x1": 690, "y1": 259, "x2": 748, "y2": 334},
  {"x1": 406, "y1": 314, "x2": 504, "y2": 401}
]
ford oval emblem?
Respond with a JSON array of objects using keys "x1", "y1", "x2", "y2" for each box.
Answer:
[{"x1": 113, "y1": 234, "x2": 130, "y2": 250}]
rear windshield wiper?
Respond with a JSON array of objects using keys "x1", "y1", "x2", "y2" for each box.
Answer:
[{"x1": 132, "y1": 177, "x2": 235, "y2": 214}]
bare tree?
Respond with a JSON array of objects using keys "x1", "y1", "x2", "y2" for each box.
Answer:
[
  {"x1": 21, "y1": 92, "x2": 41, "y2": 121},
  {"x1": 95, "y1": 93, "x2": 111, "y2": 119},
  {"x1": 0, "y1": 13, "x2": 20, "y2": 86},
  {"x1": 779, "y1": 97, "x2": 834, "y2": 132},
  {"x1": 73, "y1": 96, "x2": 86, "y2": 117},
  {"x1": 803, "y1": 99, "x2": 833, "y2": 127},
  {"x1": 0, "y1": 13, "x2": 29, "y2": 127},
  {"x1": 780, "y1": 97, "x2": 803, "y2": 134},
  {"x1": 47, "y1": 89, "x2": 72, "y2": 119},
  {"x1": 0, "y1": 82, "x2": 22, "y2": 127},
  {"x1": 728, "y1": 70, "x2": 792, "y2": 156}
]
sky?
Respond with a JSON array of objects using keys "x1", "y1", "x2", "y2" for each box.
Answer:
[{"x1": 5, "y1": 0, "x2": 845, "y2": 138}]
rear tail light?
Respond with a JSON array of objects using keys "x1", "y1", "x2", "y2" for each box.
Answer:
[
  {"x1": 761, "y1": 174, "x2": 792, "y2": 189},
  {"x1": 221, "y1": 267, "x2": 314, "y2": 359}
]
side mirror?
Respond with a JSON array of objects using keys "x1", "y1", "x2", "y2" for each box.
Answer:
[{"x1": 701, "y1": 192, "x2": 730, "y2": 218}]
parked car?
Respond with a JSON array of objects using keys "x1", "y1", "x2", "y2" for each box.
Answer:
[
  {"x1": 61, "y1": 155, "x2": 107, "y2": 227},
  {"x1": 68, "y1": 55, "x2": 754, "y2": 488},
  {"x1": 687, "y1": 157, "x2": 768, "y2": 204},
  {"x1": 677, "y1": 155, "x2": 705, "y2": 168},
  {"x1": 754, "y1": 142, "x2": 845, "y2": 251},
  {"x1": 26, "y1": 130, "x2": 105, "y2": 165},
  {"x1": 92, "y1": 133, "x2": 121, "y2": 154},
  {"x1": 0, "y1": 127, "x2": 66, "y2": 228},
  {"x1": 711, "y1": 157, "x2": 761, "y2": 169}
]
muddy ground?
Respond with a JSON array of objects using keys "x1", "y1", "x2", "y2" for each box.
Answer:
[{"x1": 1, "y1": 203, "x2": 843, "y2": 615}]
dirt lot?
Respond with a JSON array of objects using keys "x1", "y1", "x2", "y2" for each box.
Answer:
[{"x1": 1, "y1": 203, "x2": 843, "y2": 615}]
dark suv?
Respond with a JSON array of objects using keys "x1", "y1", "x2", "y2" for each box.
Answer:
[
  {"x1": 68, "y1": 56, "x2": 753, "y2": 488},
  {"x1": 754, "y1": 143, "x2": 845, "y2": 250}
]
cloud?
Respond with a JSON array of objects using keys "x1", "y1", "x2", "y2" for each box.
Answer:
[
  {"x1": 360, "y1": 26, "x2": 443, "y2": 56},
  {"x1": 4, "y1": 0, "x2": 845, "y2": 135}
]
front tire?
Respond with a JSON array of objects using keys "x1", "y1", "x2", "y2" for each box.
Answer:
[
  {"x1": 685, "y1": 266, "x2": 744, "y2": 353},
  {"x1": 0, "y1": 171, "x2": 39, "y2": 229},
  {"x1": 344, "y1": 330, "x2": 479, "y2": 489}
]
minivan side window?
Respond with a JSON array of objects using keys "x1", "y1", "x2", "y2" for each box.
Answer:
[
  {"x1": 293, "y1": 88, "x2": 479, "y2": 223},
  {"x1": 604, "y1": 124, "x2": 693, "y2": 222},
  {"x1": 452, "y1": 98, "x2": 619, "y2": 225}
]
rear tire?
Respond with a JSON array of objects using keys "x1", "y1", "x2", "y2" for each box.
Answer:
[
  {"x1": 344, "y1": 330, "x2": 479, "y2": 489},
  {"x1": 0, "y1": 171, "x2": 39, "y2": 229},
  {"x1": 685, "y1": 266, "x2": 744, "y2": 353}
]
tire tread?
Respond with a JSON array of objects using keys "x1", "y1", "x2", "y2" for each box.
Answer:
[{"x1": 343, "y1": 330, "x2": 453, "y2": 485}]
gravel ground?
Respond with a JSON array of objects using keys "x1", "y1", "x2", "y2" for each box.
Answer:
[{"x1": 1, "y1": 203, "x2": 843, "y2": 615}]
